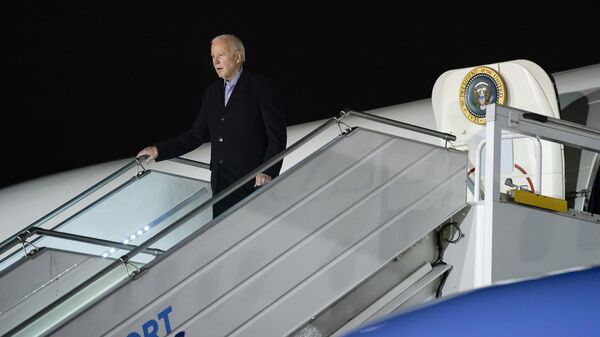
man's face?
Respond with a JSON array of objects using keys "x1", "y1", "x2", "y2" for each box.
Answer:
[{"x1": 211, "y1": 39, "x2": 242, "y2": 81}]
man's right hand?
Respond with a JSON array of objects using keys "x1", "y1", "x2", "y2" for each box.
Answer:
[{"x1": 137, "y1": 146, "x2": 159, "y2": 164}]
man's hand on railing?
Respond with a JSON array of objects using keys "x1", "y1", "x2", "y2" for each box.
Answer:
[
  {"x1": 254, "y1": 173, "x2": 272, "y2": 187},
  {"x1": 137, "y1": 146, "x2": 159, "y2": 165}
]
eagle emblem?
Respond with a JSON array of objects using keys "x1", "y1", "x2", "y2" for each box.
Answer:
[{"x1": 459, "y1": 66, "x2": 506, "y2": 125}]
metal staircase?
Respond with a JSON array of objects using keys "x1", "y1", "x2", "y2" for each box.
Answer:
[{"x1": 0, "y1": 112, "x2": 466, "y2": 337}]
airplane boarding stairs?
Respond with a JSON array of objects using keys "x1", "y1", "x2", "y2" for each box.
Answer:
[{"x1": 0, "y1": 124, "x2": 467, "y2": 337}]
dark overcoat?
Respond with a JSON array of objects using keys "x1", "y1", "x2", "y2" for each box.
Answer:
[{"x1": 156, "y1": 71, "x2": 286, "y2": 215}]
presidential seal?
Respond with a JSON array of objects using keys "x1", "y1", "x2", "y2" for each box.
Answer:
[{"x1": 459, "y1": 66, "x2": 506, "y2": 125}]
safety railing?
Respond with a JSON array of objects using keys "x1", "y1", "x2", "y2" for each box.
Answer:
[
  {"x1": 0, "y1": 159, "x2": 141, "y2": 256},
  {"x1": 475, "y1": 103, "x2": 600, "y2": 287},
  {"x1": 0, "y1": 157, "x2": 211, "y2": 266},
  {"x1": 14, "y1": 227, "x2": 164, "y2": 257}
]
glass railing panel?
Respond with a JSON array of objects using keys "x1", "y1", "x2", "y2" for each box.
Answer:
[
  {"x1": 54, "y1": 171, "x2": 209, "y2": 243},
  {"x1": 0, "y1": 171, "x2": 211, "y2": 272},
  {"x1": 0, "y1": 160, "x2": 141, "y2": 266}
]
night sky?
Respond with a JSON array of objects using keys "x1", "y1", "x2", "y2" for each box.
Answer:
[{"x1": 4, "y1": 1, "x2": 599, "y2": 188}]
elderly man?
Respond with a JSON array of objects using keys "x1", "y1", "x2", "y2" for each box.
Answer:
[{"x1": 137, "y1": 34, "x2": 287, "y2": 217}]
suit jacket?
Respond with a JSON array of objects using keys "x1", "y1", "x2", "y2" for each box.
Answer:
[{"x1": 156, "y1": 70, "x2": 287, "y2": 200}]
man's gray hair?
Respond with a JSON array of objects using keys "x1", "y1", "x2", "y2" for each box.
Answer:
[{"x1": 212, "y1": 34, "x2": 246, "y2": 63}]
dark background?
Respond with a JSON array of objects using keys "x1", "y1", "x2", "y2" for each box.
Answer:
[{"x1": 3, "y1": 1, "x2": 599, "y2": 188}]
